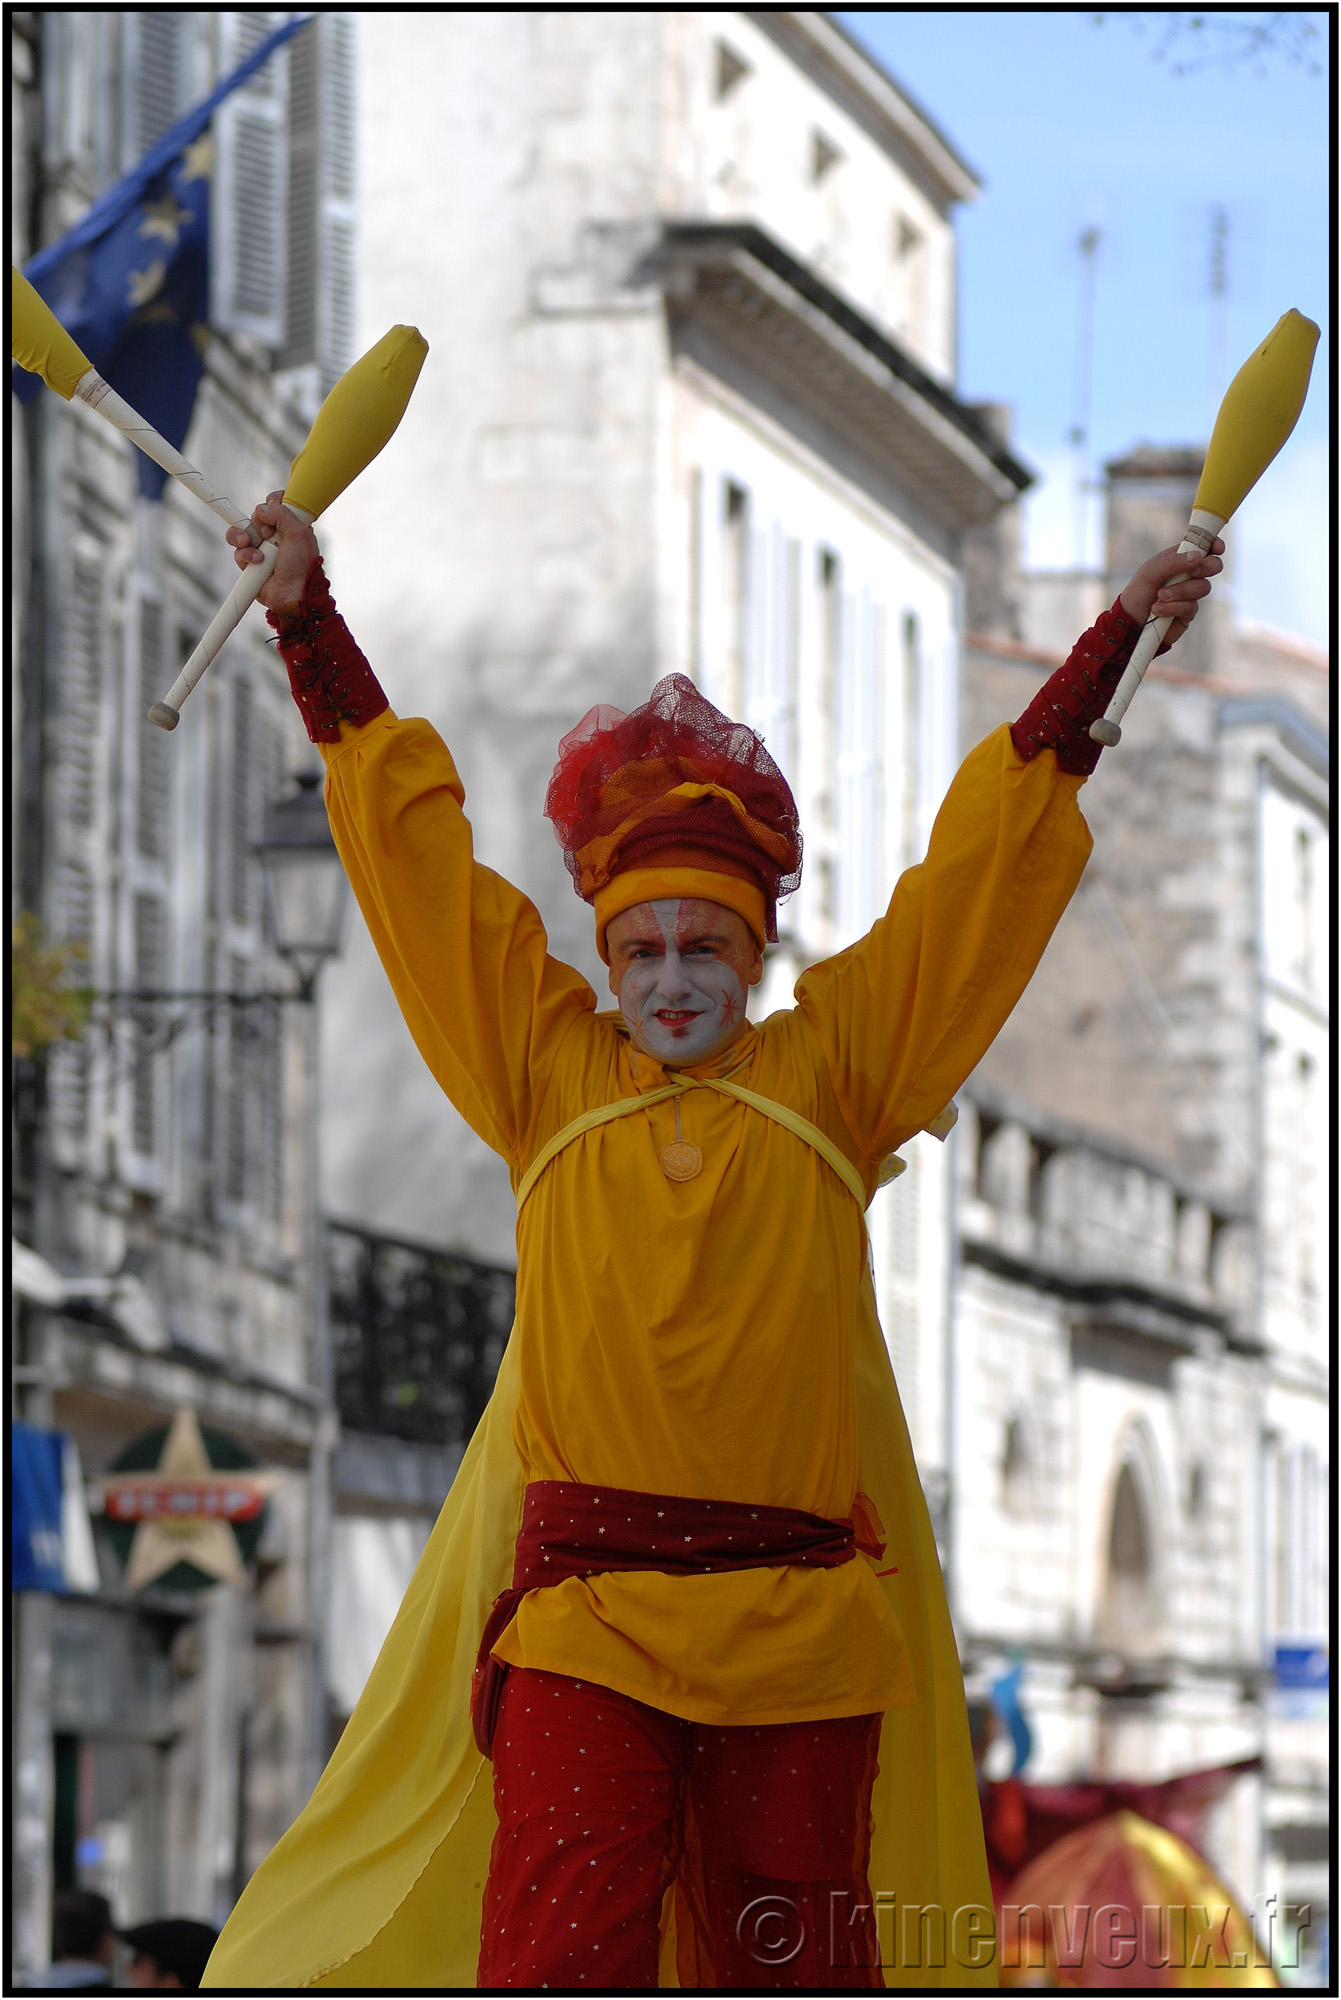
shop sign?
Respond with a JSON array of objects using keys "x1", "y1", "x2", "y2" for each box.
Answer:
[
  {"x1": 1273, "y1": 1643, "x2": 1328, "y2": 1691},
  {"x1": 91, "y1": 1408, "x2": 280, "y2": 1591}
]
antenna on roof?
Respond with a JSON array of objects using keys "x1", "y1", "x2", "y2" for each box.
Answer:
[
  {"x1": 1208, "y1": 205, "x2": 1229, "y2": 428},
  {"x1": 1067, "y1": 223, "x2": 1102, "y2": 571}
]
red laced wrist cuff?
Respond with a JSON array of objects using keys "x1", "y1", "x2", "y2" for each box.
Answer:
[
  {"x1": 268, "y1": 559, "x2": 389, "y2": 743},
  {"x1": 1010, "y1": 598, "x2": 1142, "y2": 777}
]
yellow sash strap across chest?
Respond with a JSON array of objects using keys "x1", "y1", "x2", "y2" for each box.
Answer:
[{"x1": 515, "y1": 1074, "x2": 896, "y2": 1216}]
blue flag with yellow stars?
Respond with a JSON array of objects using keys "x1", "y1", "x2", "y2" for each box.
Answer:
[{"x1": 12, "y1": 14, "x2": 312, "y2": 499}]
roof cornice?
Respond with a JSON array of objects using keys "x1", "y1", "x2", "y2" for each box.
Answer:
[
  {"x1": 747, "y1": 11, "x2": 981, "y2": 210},
  {"x1": 652, "y1": 221, "x2": 1032, "y2": 527}
]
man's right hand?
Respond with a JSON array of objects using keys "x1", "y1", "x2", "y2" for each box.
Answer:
[{"x1": 226, "y1": 492, "x2": 321, "y2": 617}]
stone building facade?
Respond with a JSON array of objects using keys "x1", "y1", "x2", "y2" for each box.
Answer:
[
  {"x1": 315, "y1": 8, "x2": 1027, "y2": 1622},
  {"x1": 957, "y1": 446, "x2": 1329, "y2": 1974},
  {"x1": 10, "y1": 10, "x2": 356, "y2": 1978},
  {"x1": 301, "y1": 19, "x2": 1328, "y2": 1969}
]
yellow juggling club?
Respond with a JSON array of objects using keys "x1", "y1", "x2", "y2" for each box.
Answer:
[
  {"x1": 12, "y1": 266, "x2": 93, "y2": 396},
  {"x1": 12, "y1": 267, "x2": 264, "y2": 538},
  {"x1": 1091, "y1": 308, "x2": 1319, "y2": 747},
  {"x1": 148, "y1": 324, "x2": 428, "y2": 731}
]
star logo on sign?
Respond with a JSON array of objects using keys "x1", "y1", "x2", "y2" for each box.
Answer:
[{"x1": 98, "y1": 1408, "x2": 280, "y2": 1592}]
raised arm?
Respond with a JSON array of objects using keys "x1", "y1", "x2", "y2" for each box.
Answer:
[
  {"x1": 796, "y1": 541, "x2": 1223, "y2": 1166},
  {"x1": 229, "y1": 499, "x2": 595, "y2": 1164}
]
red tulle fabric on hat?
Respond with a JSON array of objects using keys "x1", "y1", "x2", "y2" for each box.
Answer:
[{"x1": 544, "y1": 675, "x2": 802, "y2": 942}]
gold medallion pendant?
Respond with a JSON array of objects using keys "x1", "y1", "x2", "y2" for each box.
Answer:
[
  {"x1": 659, "y1": 1095, "x2": 702, "y2": 1182},
  {"x1": 660, "y1": 1139, "x2": 703, "y2": 1182}
]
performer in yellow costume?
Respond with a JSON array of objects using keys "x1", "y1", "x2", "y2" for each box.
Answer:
[{"x1": 204, "y1": 502, "x2": 1220, "y2": 1991}]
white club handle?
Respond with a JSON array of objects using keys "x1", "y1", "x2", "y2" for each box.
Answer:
[
  {"x1": 148, "y1": 548, "x2": 275, "y2": 729},
  {"x1": 147, "y1": 506, "x2": 316, "y2": 731},
  {"x1": 75, "y1": 369, "x2": 261, "y2": 542},
  {"x1": 1089, "y1": 509, "x2": 1225, "y2": 746}
]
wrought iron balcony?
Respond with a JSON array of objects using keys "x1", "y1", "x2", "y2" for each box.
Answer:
[{"x1": 328, "y1": 1220, "x2": 514, "y2": 1449}]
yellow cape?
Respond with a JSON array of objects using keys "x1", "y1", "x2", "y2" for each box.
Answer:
[{"x1": 205, "y1": 1263, "x2": 995, "y2": 1988}]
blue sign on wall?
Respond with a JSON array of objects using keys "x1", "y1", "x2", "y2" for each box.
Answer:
[
  {"x1": 1273, "y1": 1644, "x2": 1329, "y2": 1691},
  {"x1": 11, "y1": 1422, "x2": 68, "y2": 1592}
]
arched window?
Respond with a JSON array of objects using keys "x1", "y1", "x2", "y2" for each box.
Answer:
[
  {"x1": 1102, "y1": 1443, "x2": 1163, "y2": 1654},
  {"x1": 1001, "y1": 1413, "x2": 1033, "y2": 1518}
]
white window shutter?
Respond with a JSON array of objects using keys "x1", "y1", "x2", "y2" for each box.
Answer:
[
  {"x1": 280, "y1": 14, "x2": 357, "y2": 397},
  {"x1": 121, "y1": 11, "x2": 191, "y2": 168},
  {"x1": 318, "y1": 13, "x2": 357, "y2": 390},
  {"x1": 212, "y1": 12, "x2": 290, "y2": 349}
]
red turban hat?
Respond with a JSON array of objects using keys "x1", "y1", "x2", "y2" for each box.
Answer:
[{"x1": 544, "y1": 675, "x2": 803, "y2": 960}]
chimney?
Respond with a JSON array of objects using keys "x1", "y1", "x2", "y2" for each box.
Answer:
[
  {"x1": 1103, "y1": 445, "x2": 1225, "y2": 677},
  {"x1": 962, "y1": 402, "x2": 1025, "y2": 642}
]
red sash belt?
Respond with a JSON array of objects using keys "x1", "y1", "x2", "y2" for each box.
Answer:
[{"x1": 471, "y1": 1481, "x2": 882, "y2": 1756}]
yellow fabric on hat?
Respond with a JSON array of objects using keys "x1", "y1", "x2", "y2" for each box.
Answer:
[
  {"x1": 594, "y1": 865, "x2": 767, "y2": 958},
  {"x1": 573, "y1": 778, "x2": 793, "y2": 899},
  {"x1": 205, "y1": 710, "x2": 1093, "y2": 1990}
]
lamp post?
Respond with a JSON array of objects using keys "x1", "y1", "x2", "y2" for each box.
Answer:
[{"x1": 257, "y1": 769, "x2": 348, "y2": 1797}]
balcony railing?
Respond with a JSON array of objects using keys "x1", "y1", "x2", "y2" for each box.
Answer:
[{"x1": 328, "y1": 1220, "x2": 514, "y2": 1448}]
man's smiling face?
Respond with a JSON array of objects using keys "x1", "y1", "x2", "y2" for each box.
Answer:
[{"x1": 606, "y1": 897, "x2": 763, "y2": 1067}]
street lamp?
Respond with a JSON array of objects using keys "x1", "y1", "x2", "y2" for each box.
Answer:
[
  {"x1": 257, "y1": 766, "x2": 347, "y2": 1797},
  {"x1": 257, "y1": 769, "x2": 349, "y2": 1000}
]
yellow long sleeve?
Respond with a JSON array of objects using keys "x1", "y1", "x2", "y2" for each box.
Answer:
[
  {"x1": 796, "y1": 723, "x2": 1092, "y2": 1170},
  {"x1": 321, "y1": 711, "x2": 595, "y2": 1165}
]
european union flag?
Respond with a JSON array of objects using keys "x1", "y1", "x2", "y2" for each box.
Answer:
[{"x1": 12, "y1": 15, "x2": 312, "y2": 499}]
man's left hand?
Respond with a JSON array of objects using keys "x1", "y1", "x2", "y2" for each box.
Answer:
[{"x1": 1119, "y1": 540, "x2": 1225, "y2": 645}]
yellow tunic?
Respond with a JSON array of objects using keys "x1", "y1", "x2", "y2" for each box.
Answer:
[{"x1": 205, "y1": 713, "x2": 1093, "y2": 1989}]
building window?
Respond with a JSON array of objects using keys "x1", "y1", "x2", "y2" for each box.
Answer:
[
  {"x1": 131, "y1": 893, "x2": 166, "y2": 1157},
  {"x1": 224, "y1": 955, "x2": 250, "y2": 1205},
  {"x1": 715, "y1": 40, "x2": 750, "y2": 101},
  {"x1": 1293, "y1": 825, "x2": 1313, "y2": 991},
  {"x1": 1296, "y1": 1052, "x2": 1316, "y2": 1301},
  {"x1": 816, "y1": 549, "x2": 842, "y2": 933},
  {"x1": 1186, "y1": 1459, "x2": 1207, "y2": 1519},
  {"x1": 127, "y1": 11, "x2": 190, "y2": 163},
  {"x1": 811, "y1": 129, "x2": 842, "y2": 183},
  {"x1": 1273, "y1": 1441, "x2": 1327, "y2": 1641},
  {"x1": 136, "y1": 599, "x2": 170, "y2": 860},
  {"x1": 781, "y1": 534, "x2": 802, "y2": 786},
  {"x1": 1103, "y1": 1455, "x2": 1160, "y2": 1650},
  {"x1": 229, "y1": 678, "x2": 254, "y2": 925},
  {"x1": 722, "y1": 481, "x2": 750, "y2": 718},
  {"x1": 883, "y1": 1142, "x2": 921, "y2": 1434},
  {"x1": 259, "y1": 996, "x2": 284, "y2": 1227},
  {"x1": 1001, "y1": 1413, "x2": 1034, "y2": 1518},
  {"x1": 280, "y1": 13, "x2": 358, "y2": 398},
  {"x1": 901, "y1": 611, "x2": 921, "y2": 865},
  {"x1": 894, "y1": 213, "x2": 928, "y2": 350}
]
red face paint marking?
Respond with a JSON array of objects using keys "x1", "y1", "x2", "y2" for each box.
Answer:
[{"x1": 606, "y1": 898, "x2": 759, "y2": 1066}]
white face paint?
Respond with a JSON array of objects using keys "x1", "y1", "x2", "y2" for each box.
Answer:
[{"x1": 612, "y1": 898, "x2": 752, "y2": 1067}]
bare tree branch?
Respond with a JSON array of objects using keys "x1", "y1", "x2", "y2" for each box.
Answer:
[{"x1": 1090, "y1": 12, "x2": 1325, "y2": 78}]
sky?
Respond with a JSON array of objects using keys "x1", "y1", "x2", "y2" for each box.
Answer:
[{"x1": 838, "y1": 9, "x2": 1331, "y2": 648}]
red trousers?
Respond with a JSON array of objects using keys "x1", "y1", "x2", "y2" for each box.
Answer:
[{"x1": 478, "y1": 1668, "x2": 883, "y2": 1990}]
